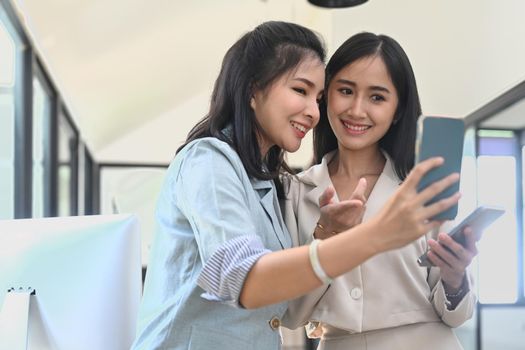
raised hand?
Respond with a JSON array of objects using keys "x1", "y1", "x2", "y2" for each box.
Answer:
[
  {"x1": 368, "y1": 157, "x2": 461, "y2": 251},
  {"x1": 315, "y1": 178, "x2": 368, "y2": 239}
]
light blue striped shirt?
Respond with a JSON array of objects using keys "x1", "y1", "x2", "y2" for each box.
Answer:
[{"x1": 197, "y1": 235, "x2": 270, "y2": 306}]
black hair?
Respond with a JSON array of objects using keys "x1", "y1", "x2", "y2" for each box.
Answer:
[
  {"x1": 177, "y1": 21, "x2": 325, "y2": 197},
  {"x1": 313, "y1": 32, "x2": 421, "y2": 180}
]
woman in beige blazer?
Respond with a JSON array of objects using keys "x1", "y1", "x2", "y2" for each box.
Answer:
[{"x1": 282, "y1": 32, "x2": 477, "y2": 350}]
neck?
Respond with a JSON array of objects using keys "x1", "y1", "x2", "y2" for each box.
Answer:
[
  {"x1": 257, "y1": 130, "x2": 272, "y2": 158},
  {"x1": 330, "y1": 145, "x2": 385, "y2": 180}
]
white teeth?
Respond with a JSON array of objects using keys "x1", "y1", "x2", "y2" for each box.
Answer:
[
  {"x1": 291, "y1": 121, "x2": 307, "y2": 133},
  {"x1": 343, "y1": 122, "x2": 369, "y2": 131}
]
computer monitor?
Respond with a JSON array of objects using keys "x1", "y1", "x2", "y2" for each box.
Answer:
[{"x1": 0, "y1": 214, "x2": 141, "y2": 350}]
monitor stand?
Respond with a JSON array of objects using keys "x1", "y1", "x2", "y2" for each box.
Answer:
[{"x1": 0, "y1": 288, "x2": 54, "y2": 350}]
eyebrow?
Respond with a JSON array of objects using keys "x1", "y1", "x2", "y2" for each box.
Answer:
[
  {"x1": 293, "y1": 77, "x2": 324, "y2": 94},
  {"x1": 335, "y1": 79, "x2": 391, "y2": 94},
  {"x1": 293, "y1": 77, "x2": 317, "y2": 88}
]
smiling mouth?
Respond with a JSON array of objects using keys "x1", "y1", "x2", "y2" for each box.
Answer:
[
  {"x1": 342, "y1": 121, "x2": 371, "y2": 132},
  {"x1": 290, "y1": 121, "x2": 307, "y2": 133}
]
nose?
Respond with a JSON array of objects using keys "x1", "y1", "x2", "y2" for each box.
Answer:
[
  {"x1": 348, "y1": 96, "x2": 366, "y2": 119},
  {"x1": 304, "y1": 96, "x2": 320, "y2": 125}
]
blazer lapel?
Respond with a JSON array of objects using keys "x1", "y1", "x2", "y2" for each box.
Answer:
[
  {"x1": 363, "y1": 153, "x2": 401, "y2": 221},
  {"x1": 301, "y1": 151, "x2": 338, "y2": 206},
  {"x1": 252, "y1": 180, "x2": 291, "y2": 249}
]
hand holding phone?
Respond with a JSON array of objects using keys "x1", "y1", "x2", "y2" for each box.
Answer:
[
  {"x1": 417, "y1": 205, "x2": 505, "y2": 267},
  {"x1": 415, "y1": 116, "x2": 465, "y2": 220}
]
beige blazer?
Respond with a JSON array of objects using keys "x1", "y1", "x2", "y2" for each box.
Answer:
[{"x1": 281, "y1": 150, "x2": 476, "y2": 339}]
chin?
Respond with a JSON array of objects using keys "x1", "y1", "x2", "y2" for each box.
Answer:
[
  {"x1": 340, "y1": 141, "x2": 369, "y2": 151},
  {"x1": 285, "y1": 142, "x2": 302, "y2": 153}
]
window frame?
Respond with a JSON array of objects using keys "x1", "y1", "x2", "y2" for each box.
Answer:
[
  {"x1": 32, "y1": 60, "x2": 57, "y2": 217},
  {"x1": 57, "y1": 106, "x2": 80, "y2": 216},
  {"x1": 465, "y1": 80, "x2": 525, "y2": 349},
  {"x1": 1, "y1": 0, "x2": 32, "y2": 218}
]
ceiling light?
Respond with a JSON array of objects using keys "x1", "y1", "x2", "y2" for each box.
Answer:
[{"x1": 307, "y1": 0, "x2": 368, "y2": 8}]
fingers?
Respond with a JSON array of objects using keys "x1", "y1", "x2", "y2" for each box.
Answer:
[
  {"x1": 403, "y1": 157, "x2": 444, "y2": 189},
  {"x1": 420, "y1": 191, "x2": 461, "y2": 221},
  {"x1": 336, "y1": 199, "x2": 365, "y2": 210},
  {"x1": 428, "y1": 231, "x2": 476, "y2": 270},
  {"x1": 319, "y1": 186, "x2": 336, "y2": 208},
  {"x1": 431, "y1": 235, "x2": 463, "y2": 261},
  {"x1": 427, "y1": 235, "x2": 470, "y2": 290},
  {"x1": 322, "y1": 199, "x2": 364, "y2": 214},
  {"x1": 318, "y1": 198, "x2": 366, "y2": 233},
  {"x1": 462, "y1": 227, "x2": 479, "y2": 255},
  {"x1": 426, "y1": 249, "x2": 453, "y2": 270},
  {"x1": 349, "y1": 178, "x2": 367, "y2": 204},
  {"x1": 416, "y1": 172, "x2": 460, "y2": 206}
]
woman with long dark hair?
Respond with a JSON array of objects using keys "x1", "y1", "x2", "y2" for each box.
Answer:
[
  {"x1": 132, "y1": 23, "x2": 460, "y2": 350},
  {"x1": 283, "y1": 32, "x2": 476, "y2": 350}
]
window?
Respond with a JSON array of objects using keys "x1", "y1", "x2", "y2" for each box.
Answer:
[
  {"x1": 100, "y1": 165, "x2": 166, "y2": 266},
  {"x1": 57, "y1": 111, "x2": 79, "y2": 216},
  {"x1": 477, "y1": 130, "x2": 519, "y2": 303},
  {"x1": 522, "y1": 143, "x2": 525, "y2": 299},
  {"x1": 77, "y1": 144, "x2": 99, "y2": 215},
  {"x1": 476, "y1": 129, "x2": 524, "y2": 350},
  {"x1": 0, "y1": 14, "x2": 16, "y2": 219},
  {"x1": 32, "y1": 75, "x2": 52, "y2": 217},
  {"x1": 83, "y1": 147, "x2": 99, "y2": 215}
]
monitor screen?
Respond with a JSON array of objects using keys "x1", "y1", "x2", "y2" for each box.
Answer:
[{"x1": 0, "y1": 214, "x2": 141, "y2": 350}]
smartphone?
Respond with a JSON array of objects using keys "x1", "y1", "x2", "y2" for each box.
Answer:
[
  {"x1": 417, "y1": 205, "x2": 505, "y2": 267},
  {"x1": 415, "y1": 116, "x2": 465, "y2": 220}
]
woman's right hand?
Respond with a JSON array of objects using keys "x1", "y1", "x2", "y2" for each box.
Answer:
[{"x1": 369, "y1": 157, "x2": 461, "y2": 251}]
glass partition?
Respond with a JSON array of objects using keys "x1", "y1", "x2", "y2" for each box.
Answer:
[
  {"x1": 477, "y1": 131, "x2": 519, "y2": 303},
  {"x1": 32, "y1": 76, "x2": 52, "y2": 217},
  {"x1": 57, "y1": 112, "x2": 78, "y2": 216},
  {"x1": 0, "y1": 16, "x2": 16, "y2": 219},
  {"x1": 100, "y1": 166, "x2": 166, "y2": 266}
]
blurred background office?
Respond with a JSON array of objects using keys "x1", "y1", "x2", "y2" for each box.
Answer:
[{"x1": 1, "y1": 0, "x2": 524, "y2": 349}]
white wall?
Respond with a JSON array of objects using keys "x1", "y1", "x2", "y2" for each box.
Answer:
[
  {"x1": 96, "y1": 0, "x2": 333, "y2": 166},
  {"x1": 97, "y1": 0, "x2": 525, "y2": 168},
  {"x1": 332, "y1": 0, "x2": 525, "y2": 118}
]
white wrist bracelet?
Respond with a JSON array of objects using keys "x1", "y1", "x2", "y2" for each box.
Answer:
[{"x1": 309, "y1": 239, "x2": 332, "y2": 284}]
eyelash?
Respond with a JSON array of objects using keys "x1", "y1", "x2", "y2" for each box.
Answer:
[
  {"x1": 294, "y1": 87, "x2": 323, "y2": 104},
  {"x1": 293, "y1": 87, "x2": 307, "y2": 95},
  {"x1": 371, "y1": 95, "x2": 385, "y2": 102},
  {"x1": 338, "y1": 88, "x2": 385, "y2": 102}
]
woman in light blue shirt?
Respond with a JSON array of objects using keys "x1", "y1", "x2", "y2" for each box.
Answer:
[{"x1": 132, "y1": 21, "x2": 461, "y2": 350}]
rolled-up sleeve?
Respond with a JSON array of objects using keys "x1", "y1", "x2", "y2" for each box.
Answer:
[
  {"x1": 197, "y1": 235, "x2": 270, "y2": 306},
  {"x1": 175, "y1": 140, "x2": 270, "y2": 306},
  {"x1": 428, "y1": 267, "x2": 476, "y2": 327}
]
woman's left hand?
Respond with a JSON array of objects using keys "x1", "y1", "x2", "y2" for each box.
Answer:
[
  {"x1": 316, "y1": 179, "x2": 367, "y2": 239},
  {"x1": 426, "y1": 227, "x2": 478, "y2": 291}
]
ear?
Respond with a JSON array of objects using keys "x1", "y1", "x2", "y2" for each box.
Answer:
[{"x1": 250, "y1": 95, "x2": 256, "y2": 110}]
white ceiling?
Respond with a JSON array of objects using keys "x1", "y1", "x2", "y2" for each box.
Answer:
[
  {"x1": 9, "y1": 0, "x2": 525, "y2": 165},
  {"x1": 481, "y1": 98, "x2": 525, "y2": 130}
]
